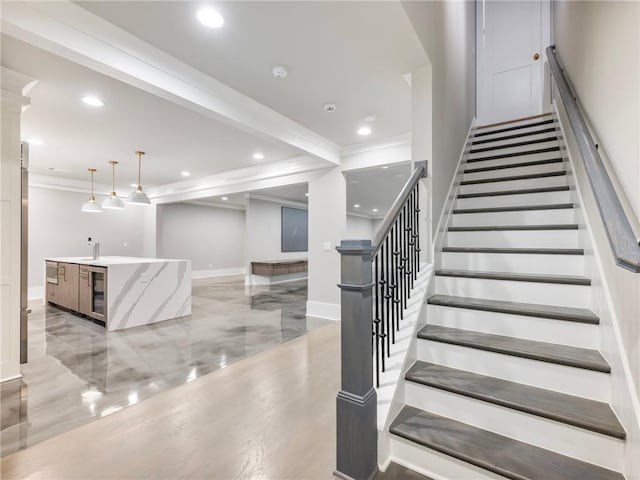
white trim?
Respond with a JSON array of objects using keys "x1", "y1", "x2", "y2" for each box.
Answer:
[
  {"x1": 1, "y1": 1, "x2": 341, "y2": 164},
  {"x1": 306, "y1": 300, "x2": 340, "y2": 321},
  {"x1": 246, "y1": 273, "x2": 308, "y2": 286},
  {"x1": 192, "y1": 268, "x2": 245, "y2": 280},
  {"x1": 247, "y1": 193, "x2": 308, "y2": 210},
  {"x1": 183, "y1": 200, "x2": 245, "y2": 211},
  {"x1": 341, "y1": 133, "x2": 412, "y2": 157},
  {"x1": 0, "y1": 373, "x2": 23, "y2": 384}
]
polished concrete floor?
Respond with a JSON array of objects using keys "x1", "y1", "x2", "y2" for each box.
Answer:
[
  {"x1": 0, "y1": 276, "x2": 329, "y2": 457},
  {"x1": 1, "y1": 321, "x2": 340, "y2": 479}
]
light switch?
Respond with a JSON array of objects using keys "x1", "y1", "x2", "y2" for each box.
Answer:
[{"x1": 323, "y1": 241, "x2": 332, "y2": 251}]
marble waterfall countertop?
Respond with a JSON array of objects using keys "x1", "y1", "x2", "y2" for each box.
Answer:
[{"x1": 47, "y1": 256, "x2": 192, "y2": 331}]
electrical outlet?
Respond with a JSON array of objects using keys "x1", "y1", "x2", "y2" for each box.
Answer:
[
  {"x1": 323, "y1": 241, "x2": 332, "y2": 251},
  {"x1": 123, "y1": 242, "x2": 128, "y2": 248},
  {"x1": 140, "y1": 272, "x2": 148, "y2": 284}
]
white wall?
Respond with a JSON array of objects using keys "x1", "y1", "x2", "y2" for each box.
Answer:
[
  {"x1": 402, "y1": 0, "x2": 476, "y2": 234},
  {"x1": 345, "y1": 214, "x2": 374, "y2": 240},
  {"x1": 553, "y1": 1, "x2": 640, "y2": 225},
  {"x1": 307, "y1": 167, "x2": 346, "y2": 320},
  {"x1": 28, "y1": 187, "x2": 146, "y2": 297},
  {"x1": 158, "y1": 202, "x2": 245, "y2": 275},
  {"x1": 552, "y1": 0, "x2": 640, "y2": 415},
  {"x1": 244, "y1": 197, "x2": 308, "y2": 283}
]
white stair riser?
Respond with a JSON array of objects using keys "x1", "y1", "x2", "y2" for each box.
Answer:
[
  {"x1": 468, "y1": 140, "x2": 560, "y2": 161},
  {"x1": 462, "y1": 162, "x2": 565, "y2": 182},
  {"x1": 416, "y1": 340, "x2": 610, "y2": 402},
  {"x1": 475, "y1": 120, "x2": 557, "y2": 138},
  {"x1": 404, "y1": 383, "x2": 624, "y2": 472},
  {"x1": 427, "y1": 304, "x2": 599, "y2": 349},
  {"x1": 455, "y1": 190, "x2": 571, "y2": 209},
  {"x1": 434, "y1": 276, "x2": 590, "y2": 309},
  {"x1": 463, "y1": 149, "x2": 562, "y2": 170},
  {"x1": 451, "y1": 208, "x2": 575, "y2": 227},
  {"x1": 388, "y1": 436, "x2": 503, "y2": 480},
  {"x1": 446, "y1": 229, "x2": 579, "y2": 248},
  {"x1": 470, "y1": 130, "x2": 559, "y2": 149},
  {"x1": 440, "y1": 251, "x2": 585, "y2": 276},
  {"x1": 459, "y1": 174, "x2": 568, "y2": 194}
]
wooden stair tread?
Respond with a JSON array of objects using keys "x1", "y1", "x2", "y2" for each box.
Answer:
[
  {"x1": 470, "y1": 136, "x2": 559, "y2": 154},
  {"x1": 473, "y1": 118, "x2": 556, "y2": 138},
  {"x1": 471, "y1": 127, "x2": 557, "y2": 145},
  {"x1": 442, "y1": 246, "x2": 584, "y2": 255},
  {"x1": 417, "y1": 324, "x2": 609, "y2": 372},
  {"x1": 457, "y1": 185, "x2": 570, "y2": 198},
  {"x1": 467, "y1": 146, "x2": 561, "y2": 163},
  {"x1": 460, "y1": 170, "x2": 566, "y2": 185},
  {"x1": 390, "y1": 406, "x2": 624, "y2": 480},
  {"x1": 435, "y1": 269, "x2": 590, "y2": 285},
  {"x1": 464, "y1": 157, "x2": 563, "y2": 174},
  {"x1": 405, "y1": 361, "x2": 625, "y2": 439},
  {"x1": 427, "y1": 294, "x2": 599, "y2": 324},
  {"x1": 448, "y1": 223, "x2": 578, "y2": 232},
  {"x1": 453, "y1": 203, "x2": 574, "y2": 214}
]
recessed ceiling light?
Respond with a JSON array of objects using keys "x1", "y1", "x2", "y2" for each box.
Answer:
[
  {"x1": 82, "y1": 96, "x2": 104, "y2": 107},
  {"x1": 305, "y1": 192, "x2": 309, "y2": 197},
  {"x1": 181, "y1": 171, "x2": 191, "y2": 177},
  {"x1": 221, "y1": 196, "x2": 228, "y2": 201},
  {"x1": 348, "y1": 180, "x2": 360, "y2": 184},
  {"x1": 353, "y1": 204, "x2": 360, "y2": 208},
  {"x1": 372, "y1": 208, "x2": 379, "y2": 213},
  {"x1": 28, "y1": 138, "x2": 43, "y2": 145},
  {"x1": 272, "y1": 65, "x2": 288, "y2": 79},
  {"x1": 48, "y1": 167, "x2": 72, "y2": 173},
  {"x1": 253, "y1": 152, "x2": 264, "y2": 160},
  {"x1": 381, "y1": 165, "x2": 389, "y2": 169},
  {"x1": 357, "y1": 126, "x2": 372, "y2": 136},
  {"x1": 323, "y1": 102, "x2": 337, "y2": 113},
  {"x1": 197, "y1": 7, "x2": 224, "y2": 28},
  {"x1": 130, "y1": 183, "x2": 139, "y2": 188}
]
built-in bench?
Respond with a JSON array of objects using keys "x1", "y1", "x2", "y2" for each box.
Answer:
[{"x1": 251, "y1": 259, "x2": 308, "y2": 277}]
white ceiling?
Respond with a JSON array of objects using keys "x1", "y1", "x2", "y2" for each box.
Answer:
[
  {"x1": 344, "y1": 162, "x2": 411, "y2": 217},
  {"x1": 1, "y1": 34, "x2": 302, "y2": 186},
  {"x1": 76, "y1": 1, "x2": 428, "y2": 146}
]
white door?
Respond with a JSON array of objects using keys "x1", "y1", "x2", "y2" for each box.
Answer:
[{"x1": 477, "y1": 0, "x2": 549, "y2": 125}]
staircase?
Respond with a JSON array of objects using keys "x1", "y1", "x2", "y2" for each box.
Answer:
[{"x1": 387, "y1": 113, "x2": 627, "y2": 480}]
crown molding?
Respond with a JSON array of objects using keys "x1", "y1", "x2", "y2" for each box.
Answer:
[
  {"x1": 341, "y1": 132, "x2": 411, "y2": 157},
  {"x1": 247, "y1": 193, "x2": 308, "y2": 210},
  {"x1": 181, "y1": 200, "x2": 246, "y2": 212}
]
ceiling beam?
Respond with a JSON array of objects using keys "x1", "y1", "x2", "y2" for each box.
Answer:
[{"x1": 1, "y1": 1, "x2": 341, "y2": 165}]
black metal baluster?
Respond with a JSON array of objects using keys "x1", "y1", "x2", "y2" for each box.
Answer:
[
  {"x1": 393, "y1": 219, "x2": 400, "y2": 331},
  {"x1": 415, "y1": 184, "x2": 421, "y2": 278},
  {"x1": 384, "y1": 236, "x2": 392, "y2": 350}
]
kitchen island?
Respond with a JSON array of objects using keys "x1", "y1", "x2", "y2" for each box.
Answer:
[{"x1": 45, "y1": 256, "x2": 191, "y2": 331}]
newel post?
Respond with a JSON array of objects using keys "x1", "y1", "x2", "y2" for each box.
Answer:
[{"x1": 335, "y1": 239, "x2": 377, "y2": 480}]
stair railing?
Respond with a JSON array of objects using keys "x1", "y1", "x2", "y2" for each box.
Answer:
[
  {"x1": 334, "y1": 161, "x2": 427, "y2": 480},
  {"x1": 547, "y1": 45, "x2": 640, "y2": 273}
]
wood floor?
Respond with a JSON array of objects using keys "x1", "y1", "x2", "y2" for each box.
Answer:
[{"x1": 1, "y1": 322, "x2": 341, "y2": 479}]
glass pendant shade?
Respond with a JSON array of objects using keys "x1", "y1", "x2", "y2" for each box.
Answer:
[
  {"x1": 102, "y1": 160, "x2": 125, "y2": 210},
  {"x1": 127, "y1": 151, "x2": 151, "y2": 206},
  {"x1": 81, "y1": 168, "x2": 102, "y2": 213}
]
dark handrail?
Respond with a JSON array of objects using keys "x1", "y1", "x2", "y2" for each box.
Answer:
[
  {"x1": 547, "y1": 45, "x2": 640, "y2": 273},
  {"x1": 373, "y1": 161, "x2": 428, "y2": 251}
]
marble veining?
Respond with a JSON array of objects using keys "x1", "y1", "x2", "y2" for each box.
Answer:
[{"x1": 0, "y1": 277, "x2": 329, "y2": 457}]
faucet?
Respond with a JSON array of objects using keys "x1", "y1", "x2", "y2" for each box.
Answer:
[{"x1": 88, "y1": 237, "x2": 100, "y2": 260}]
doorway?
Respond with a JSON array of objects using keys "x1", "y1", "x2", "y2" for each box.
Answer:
[{"x1": 476, "y1": 0, "x2": 551, "y2": 124}]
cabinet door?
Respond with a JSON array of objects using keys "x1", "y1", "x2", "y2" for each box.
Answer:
[
  {"x1": 59, "y1": 263, "x2": 79, "y2": 311},
  {"x1": 78, "y1": 266, "x2": 91, "y2": 315},
  {"x1": 46, "y1": 282, "x2": 60, "y2": 305}
]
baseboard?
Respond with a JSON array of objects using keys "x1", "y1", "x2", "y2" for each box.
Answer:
[
  {"x1": 306, "y1": 300, "x2": 340, "y2": 321},
  {"x1": 245, "y1": 272, "x2": 307, "y2": 286},
  {"x1": 192, "y1": 267, "x2": 245, "y2": 279}
]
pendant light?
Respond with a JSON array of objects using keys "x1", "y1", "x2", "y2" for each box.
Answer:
[
  {"x1": 80, "y1": 168, "x2": 103, "y2": 213},
  {"x1": 126, "y1": 150, "x2": 151, "y2": 206},
  {"x1": 102, "y1": 160, "x2": 125, "y2": 210}
]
